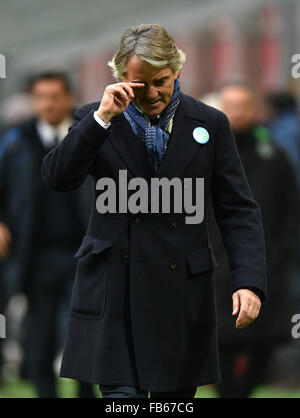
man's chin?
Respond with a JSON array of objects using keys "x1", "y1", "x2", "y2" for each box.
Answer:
[{"x1": 139, "y1": 101, "x2": 167, "y2": 116}]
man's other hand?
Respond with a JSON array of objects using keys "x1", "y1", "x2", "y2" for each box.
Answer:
[
  {"x1": 232, "y1": 289, "x2": 261, "y2": 328},
  {"x1": 0, "y1": 222, "x2": 12, "y2": 259}
]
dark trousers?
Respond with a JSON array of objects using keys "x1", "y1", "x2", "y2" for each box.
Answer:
[
  {"x1": 216, "y1": 342, "x2": 273, "y2": 398},
  {"x1": 99, "y1": 385, "x2": 197, "y2": 398},
  {"x1": 24, "y1": 252, "x2": 95, "y2": 398}
]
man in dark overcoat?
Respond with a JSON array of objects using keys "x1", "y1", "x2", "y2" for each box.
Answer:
[
  {"x1": 0, "y1": 72, "x2": 94, "y2": 397},
  {"x1": 42, "y1": 24, "x2": 267, "y2": 398}
]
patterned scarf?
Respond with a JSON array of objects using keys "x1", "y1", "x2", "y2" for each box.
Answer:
[{"x1": 124, "y1": 79, "x2": 181, "y2": 171}]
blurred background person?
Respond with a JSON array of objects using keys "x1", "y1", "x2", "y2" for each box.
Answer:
[
  {"x1": 0, "y1": 71, "x2": 94, "y2": 397},
  {"x1": 261, "y1": 91, "x2": 300, "y2": 386},
  {"x1": 208, "y1": 81, "x2": 299, "y2": 397},
  {"x1": 264, "y1": 92, "x2": 300, "y2": 190},
  {"x1": 0, "y1": 94, "x2": 33, "y2": 389},
  {"x1": 263, "y1": 91, "x2": 300, "y2": 311}
]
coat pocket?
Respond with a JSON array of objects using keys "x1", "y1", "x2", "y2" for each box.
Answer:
[
  {"x1": 186, "y1": 245, "x2": 218, "y2": 275},
  {"x1": 71, "y1": 235, "x2": 112, "y2": 319},
  {"x1": 185, "y1": 245, "x2": 218, "y2": 332}
]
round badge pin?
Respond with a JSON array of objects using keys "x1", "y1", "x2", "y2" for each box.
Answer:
[{"x1": 193, "y1": 127, "x2": 209, "y2": 144}]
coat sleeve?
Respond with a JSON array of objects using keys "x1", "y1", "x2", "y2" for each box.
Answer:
[
  {"x1": 211, "y1": 113, "x2": 267, "y2": 301},
  {"x1": 41, "y1": 106, "x2": 111, "y2": 191}
]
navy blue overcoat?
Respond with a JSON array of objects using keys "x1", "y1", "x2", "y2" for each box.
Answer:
[{"x1": 42, "y1": 93, "x2": 267, "y2": 391}]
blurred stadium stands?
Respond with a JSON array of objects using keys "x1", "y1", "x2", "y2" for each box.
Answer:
[{"x1": 0, "y1": 0, "x2": 300, "y2": 117}]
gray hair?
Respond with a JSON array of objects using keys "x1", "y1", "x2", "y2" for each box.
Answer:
[{"x1": 108, "y1": 24, "x2": 186, "y2": 80}]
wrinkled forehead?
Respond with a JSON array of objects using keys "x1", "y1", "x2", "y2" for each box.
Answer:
[{"x1": 124, "y1": 55, "x2": 173, "y2": 82}]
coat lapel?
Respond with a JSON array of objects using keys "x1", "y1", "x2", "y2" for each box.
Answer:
[
  {"x1": 108, "y1": 114, "x2": 155, "y2": 182},
  {"x1": 108, "y1": 94, "x2": 208, "y2": 181},
  {"x1": 155, "y1": 93, "x2": 207, "y2": 179}
]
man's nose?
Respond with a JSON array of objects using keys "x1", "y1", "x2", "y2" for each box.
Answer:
[{"x1": 145, "y1": 85, "x2": 159, "y2": 100}]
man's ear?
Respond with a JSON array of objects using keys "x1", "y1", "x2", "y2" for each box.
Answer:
[{"x1": 174, "y1": 70, "x2": 179, "y2": 79}]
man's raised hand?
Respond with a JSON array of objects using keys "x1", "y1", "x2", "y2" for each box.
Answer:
[{"x1": 96, "y1": 82, "x2": 145, "y2": 123}]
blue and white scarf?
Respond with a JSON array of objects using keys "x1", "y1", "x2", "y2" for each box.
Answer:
[{"x1": 124, "y1": 79, "x2": 181, "y2": 171}]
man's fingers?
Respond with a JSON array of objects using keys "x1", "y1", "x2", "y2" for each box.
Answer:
[
  {"x1": 232, "y1": 292, "x2": 240, "y2": 316},
  {"x1": 235, "y1": 299, "x2": 261, "y2": 328},
  {"x1": 0, "y1": 224, "x2": 12, "y2": 253},
  {"x1": 236, "y1": 306, "x2": 251, "y2": 328},
  {"x1": 116, "y1": 83, "x2": 134, "y2": 100},
  {"x1": 111, "y1": 86, "x2": 131, "y2": 102},
  {"x1": 122, "y1": 83, "x2": 139, "y2": 98},
  {"x1": 112, "y1": 82, "x2": 144, "y2": 100},
  {"x1": 128, "y1": 81, "x2": 145, "y2": 89},
  {"x1": 99, "y1": 81, "x2": 146, "y2": 120},
  {"x1": 0, "y1": 230, "x2": 10, "y2": 258},
  {"x1": 235, "y1": 299, "x2": 249, "y2": 328},
  {"x1": 232, "y1": 289, "x2": 262, "y2": 329},
  {"x1": 112, "y1": 82, "x2": 146, "y2": 108}
]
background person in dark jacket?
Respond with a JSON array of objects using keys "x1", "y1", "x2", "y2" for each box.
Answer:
[
  {"x1": 264, "y1": 92, "x2": 300, "y2": 190},
  {"x1": 0, "y1": 72, "x2": 94, "y2": 397},
  {"x1": 264, "y1": 92, "x2": 300, "y2": 314},
  {"x1": 209, "y1": 82, "x2": 299, "y2": 398},
  {"x1": 262, "y1": 91, "x2": 300, "y2": 386}
]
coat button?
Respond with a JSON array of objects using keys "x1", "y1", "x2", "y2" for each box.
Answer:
[
  {"x1": 171, "y1": 220, "x2": 176, "y2": 228},
  {"x1": 133, "y1": 216, "x2": 141, "y2": 224},
  {"x1": 169, "y1": 263, "x2": 177, "y2": 270},
  {"x1": 122, "y1": 255, "x2": 129, "y2": 264}
]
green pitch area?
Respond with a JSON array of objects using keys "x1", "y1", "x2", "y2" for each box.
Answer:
[{"x1": 0, "y1": 379, "x2": 300, "y2": 398}]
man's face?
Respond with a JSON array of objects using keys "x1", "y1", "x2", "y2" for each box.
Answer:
[
  {"x1": 122, "y1": 55, "x2": 179, "y2": 116},
  {"x1": 31, "y1": 79, "x2": 73, "y2": 125},
  {"x1": 221, "y1": 86, "x2": 257, "y2": 133}
]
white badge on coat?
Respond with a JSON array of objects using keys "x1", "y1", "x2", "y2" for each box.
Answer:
[{"x1": 193, "y1": 127, "x2": 210, "y2": 144}]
